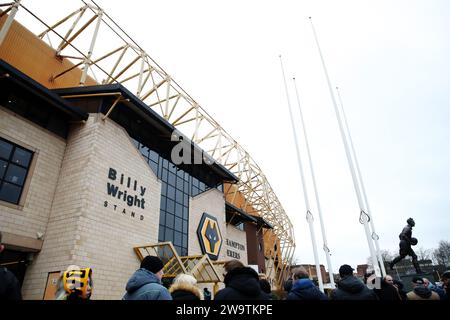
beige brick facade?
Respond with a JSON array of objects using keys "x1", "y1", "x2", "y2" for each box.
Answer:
[
  {"x1": 16, "y1": 114, "x2": 161, "y2": 299},
  {"x1": 1, "y1": 109, "x2": 248, "y2": 299},
  {"x1": 225, "y1": 225, "x2": 248, "y2": 265}
]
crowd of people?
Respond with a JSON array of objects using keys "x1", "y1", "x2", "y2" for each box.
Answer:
[{"x1": 1, "y1": 230, "x2": 449, "y2": 301}]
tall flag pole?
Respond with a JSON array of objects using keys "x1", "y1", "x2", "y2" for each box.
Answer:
[
  {"x1": 336, "y1": 86, "x2": 386, "y2": 276},
  {"x1": 308, "y1": 17, "x2": 381, "y2": 277},
  {"x1": 279, "y1": 55, "x2": 324, "y2": 292},
  {"x1": 293, "y1": 77, "x2": 335, "y2": 288}
]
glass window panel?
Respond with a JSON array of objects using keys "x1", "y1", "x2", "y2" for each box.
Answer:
[
  {"x1": 162, "y1": 159, "x2": 168, "y2": 169},
  {"x1": 5, "y1": 164, "x2": 27, "y2": 186},
  {"x1": 166, "y1": 199, "x2": 175, "y2": 214},
  {"x1": 174, "y1": 231, "x2": 182, "y2": 246},
  {"x1": 161, "y1": 183, "x2": 167, "y2": 196},
  {"x1": 160, "y1": 196, "x2": 167, "y2": 210},
  {"x1": 169, "y1": 164, "x2": 176, "y2": 173},
  {"x1": 182, "y1": 220, "x2": 188, "y2": 234},
  {"x1": 149, "y1": 161, "x2": 158, "y2": 175},
  {"x1": 165, "y1": 228, "x2": 174, "y2": 242},
  {"x1": 182, "y1": 234, "x2": 188, "y2": 248},
  {"x1": 159, "y1": 210, "x2": 165, "y2": 225},
  {"x1": 184, "y1": 181, "x2": 189, "y2": 192},
  {"x1": 149, "y1": 150, "x2": 159, "y2": 162},
  {"x1": 0, "y1": 160, "x2": 7, "y2": 179},
  {"x1": 167, "y1": 185, "x2": 175, "y2": 199},
  {"x1": 0, "y1": 140, "x2": 13, "y2": 160},
  {"x1": 181, "y1": 248, "x2": 187, "y2": 256},
  {"x1": 183, "y1": 206, "x2": 188, "y2": 220},
  {"x1": 176, "y1": 176, "x2": 183, "y2": 187},
  {"x1": 175, "y1": 190, "x2": 183, "y2": 204},
  {"x1": 175, "y1": 203, "x2": 183, "y2": 218},
  {"x1": 158, "y1": 161, "x2": 163, "y2": 178},
  {"x1": 0, "y1": 182, "x2": 21, "y2": 204},
  {"x1": 162, "y1": 168, "x2": 168, "y2": 182},
  {"x1": 158, "y1": 225, "x2": 165, "y2": 240},
  {"x1": 176, "y1": 169, "x2": 184, "y2": 178},
  {"x1": 166, "y1": 214, "x2": 175, "y2": 229},
  {"x1": 174, "y1": 217, "x2": 182, "y2": 231},
  {"x1": 199, "y1": 181, "x2": 205, "y2": 191},
  {"x1": 183, "y1": 194, "x2": 189, "y2": 205},
  {"x1": 193, "y1": 178, "x2": 199, "y2": 188},
  {"x1": 168, "y1": 172, "x2": 176, "y2": 186}
]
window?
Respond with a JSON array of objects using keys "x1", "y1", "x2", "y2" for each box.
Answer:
[{"x1": 0, "y1": 138, "x2": 33, "y2": 205}]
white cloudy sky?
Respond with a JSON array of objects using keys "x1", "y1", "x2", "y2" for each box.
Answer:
[{"x1": 18, "y1": 0, "x2": 450, "y2": 273}]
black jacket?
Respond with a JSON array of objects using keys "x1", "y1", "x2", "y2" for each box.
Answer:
[
  {"x1": 374, "y1": 282, "x2": 402, "y2": 301},
  {"x1": 214, "y1": 267, "x2": 269, "y2": 300},
  {"x1": 331, "y1": 276, "x2": 378, "y2": 300},
  {"x1": 287, "y1": 278, "x2": 328, "y2": 300},
  {"x1": 0, "y1": 267, "x2": 22, "y2": 300}
]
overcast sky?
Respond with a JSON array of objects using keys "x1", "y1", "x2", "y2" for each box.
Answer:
[{"x1": 21, "y1": 0, "x2": 450, "y2": 274}]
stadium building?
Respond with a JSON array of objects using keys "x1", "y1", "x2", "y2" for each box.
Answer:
[{"x1": 0, "y1": 1, "x2": 295, "y2": 299}]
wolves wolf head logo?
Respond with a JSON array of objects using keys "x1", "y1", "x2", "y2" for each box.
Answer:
[
  {"x1": 205, "y1": 220, "x2": 219, "y2": 252},
  {"x1": 197, "y1": 213, "x2": 222, "y2": 260}
]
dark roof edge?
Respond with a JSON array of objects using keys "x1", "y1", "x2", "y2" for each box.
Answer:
[
  {"x1": 226, "y1": 202, "x2": 258, "y2": 223},
  {"x1": 0, "y1": 59, "x2": 88, "y2": 121}
]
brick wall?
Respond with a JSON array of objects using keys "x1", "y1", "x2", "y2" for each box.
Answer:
[
  {"x1": 0, "y1": 106, "x2": 66, "y2": 246},
  {"x1": 21, "y1": 114, "x2": 161, "y2": 299},
  {"x1": 225, "y1": 225, "x2": 248, "y2": 265}
]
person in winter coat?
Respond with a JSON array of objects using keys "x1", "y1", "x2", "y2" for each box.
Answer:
[
  {"x1": 330, "y1": 264, "x2": 378, "y2": 300},
  {"x1": 373, "y1": 275, "x2": 402, "y2": 301},
  {"x1": 406, "y1": 277, "x2": 439, "y2": 300},
  {"x1": 423, "y1": 277, "x2": 446, "y2": 300},
  {"x1": 436, "y1": 271, "x2": 450, "y2": 300},
  {"x1": 287, "y1": 267, "x2": 327, "y2": 300},
  {"x1": 214, "y1": 259, "x2": 269, "y2": 300},
  {"x1": 169, "y1": 274, "x2": 203, "y2": 300},
  {"x1": 0, "y1": 231, "x2": 22, "y2": 300},
  {"x1": 392, "y1": 279, "x2": 407, "y2": 301},
  {"x1": 122, "y1": 255, "x2": 172, "y2": 300}
]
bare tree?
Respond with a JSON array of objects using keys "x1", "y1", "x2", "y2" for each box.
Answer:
[
  {"x1": 380, "y1": 249, "x2": 394, "y2": 262},
  {"x1": 416, "y1": 247, "x2": 431, "y2": 261},
  {"x1": 433, "y1": 240, "x2": 450, "y2": 266}
]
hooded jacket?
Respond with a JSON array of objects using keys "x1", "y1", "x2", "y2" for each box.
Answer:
[
  {"x1": 214, "y1": 267, "x2": 269, "y2": 300},
  {"x1": 287, "y1": 278, "x2": 328, "y2": 300},
  {"x1": 169, "y1": 282, "x2": 203, "y2": 300},
  {"x1": 374, "y1": 281, "x2": 402, "y2": 301},
  {"x1": 331, "y1": 276, "x2": 378, "y2": 300},
  {"x1": 122, "y1": 268, "x2": 172, "y2": 300},
  {"x1": 407, "y1": 286, "x2": 440, "y2": 300}
]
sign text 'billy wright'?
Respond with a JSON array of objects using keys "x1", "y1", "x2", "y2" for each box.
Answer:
[{"x1": 104, "y1": 167, "x2": 147, "y2": 221}]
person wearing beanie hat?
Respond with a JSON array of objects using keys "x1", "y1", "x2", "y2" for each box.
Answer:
[
  {"x1": 140, "y1": 255, "x2": 164, "y2": 274},
  {"x1": 123, "y1": 255, "x2": 172, "y2": 300}
]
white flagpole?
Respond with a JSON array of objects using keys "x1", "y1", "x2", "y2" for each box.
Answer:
[
  {"x1": 279, "y1": 55, "x2": 324, "y2": 292},
  {"x1": 336, "y1": 86, "x2": 386, "y2": 276},
  {"x1": 293, "y1": 77, "x2": 335, "y2": 288},
  {"x1": 308, "y1": 17, "x2": 381, "y2": 277}
]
